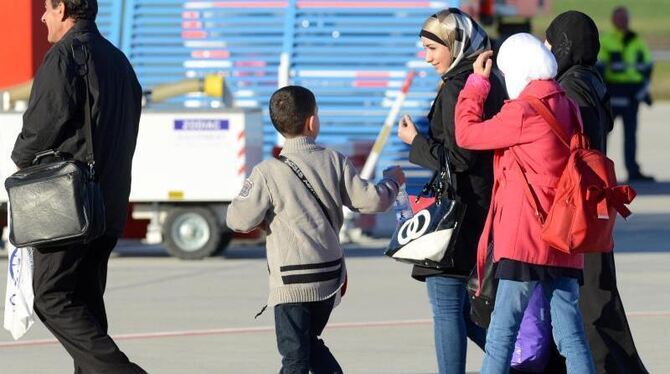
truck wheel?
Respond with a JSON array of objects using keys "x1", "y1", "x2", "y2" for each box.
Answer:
[{"x1": 163, "y1": 207, "x2": 220, "y2": 260}]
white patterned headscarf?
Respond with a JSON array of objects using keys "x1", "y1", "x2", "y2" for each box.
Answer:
[
  {"x1": 497, "y1": 33, "x2": 558, "y2": 99},
  {"x1": 420, "y1": 8, "x2": 491, "y2": 75}
]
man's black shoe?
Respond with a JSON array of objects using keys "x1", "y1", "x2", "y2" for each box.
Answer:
[{"x1": 627, "y1": 172, "x2": 655, "y2": 182}]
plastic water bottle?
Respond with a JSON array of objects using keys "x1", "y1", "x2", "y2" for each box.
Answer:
[{"x1": 394, "y1": 184, "x2": 414, "y2": 222}]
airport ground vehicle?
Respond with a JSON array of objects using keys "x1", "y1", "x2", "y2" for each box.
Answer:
[{"x1": 0, "y1": 108, "x2": 263, "y2": 259}]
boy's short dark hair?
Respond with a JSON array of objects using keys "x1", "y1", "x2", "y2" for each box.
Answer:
[{"x1": 269, "y1": 86, "x2": 316, "y2": 137}]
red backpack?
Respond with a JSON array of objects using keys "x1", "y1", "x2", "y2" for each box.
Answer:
[{"x1": 514, "y1": 96, "x2": 636, "y2": 254}]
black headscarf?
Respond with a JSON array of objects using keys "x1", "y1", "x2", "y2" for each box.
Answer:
[{"x1": 545, "y1": 11, "x2": 600, "y2": 77}]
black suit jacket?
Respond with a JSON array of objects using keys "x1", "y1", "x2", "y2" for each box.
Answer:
[{"x1": 12, "y1": 20, "x2": 142, "y2": 237}]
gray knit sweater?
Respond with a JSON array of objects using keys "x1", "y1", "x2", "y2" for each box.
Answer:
[{"x1": 226, "y1": 136, "x2": 398, "y2": 306}]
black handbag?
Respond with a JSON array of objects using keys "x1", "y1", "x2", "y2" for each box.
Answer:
[
  {"x1": 385, "y1": 151, "x2": 467, "y2": 268},
  {"x1": 467, "y1": 241, "x2": 497, "y2": 328},
  {"x1": 4, "y1": 37, "x2": 105, "y2": 249}
]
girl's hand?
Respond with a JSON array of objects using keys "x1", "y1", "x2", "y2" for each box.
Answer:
[
  {"x1": 473, "y1": 50, "x2": 493, "y2": 79},
  {"x1": 398, "y1": 114, "x2": 418, "y2": 145}
]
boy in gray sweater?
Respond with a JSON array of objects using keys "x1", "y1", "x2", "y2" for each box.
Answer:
[{"x1": 226, "y1": 86, "x2": 404, "y2": 373}]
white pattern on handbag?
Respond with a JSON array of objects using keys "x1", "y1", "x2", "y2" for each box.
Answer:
[{"x1": 385, "y1": 150, "x2": 466, "y2": 268}]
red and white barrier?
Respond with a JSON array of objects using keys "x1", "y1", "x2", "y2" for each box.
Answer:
[{"x1": 359, "y1": 70, "x2": 415, "y2": 180}]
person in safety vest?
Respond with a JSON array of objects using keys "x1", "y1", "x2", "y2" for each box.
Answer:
[{"x1": 598, "y1": 6, "x2": 655, "y2": 182}]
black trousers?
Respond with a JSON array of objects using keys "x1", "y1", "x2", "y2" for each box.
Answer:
[
  {"x1": 32, "y1": 235, "x2": 145, "y2": 374},
  {"x1": 612, "y1": 100, "x2": 641, "y2": 177},
  {"x1": 608, "y1": 83, "x2": 643, "y2": 177},
  {"x1": 274, "y1": 296, "x2": 343, "y2": 374}
]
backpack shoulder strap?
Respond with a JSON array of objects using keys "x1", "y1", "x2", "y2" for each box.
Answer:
[{"x1": 521, "y1": 96, "x2": 571, "y2": 149}]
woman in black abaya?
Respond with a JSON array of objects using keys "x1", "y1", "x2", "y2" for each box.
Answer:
[{"x1": 542, "y1": 11, "x2": 648, "y2": 374}]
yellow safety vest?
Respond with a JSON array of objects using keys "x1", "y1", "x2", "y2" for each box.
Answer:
[{"x1": 598, "y1": 30, "x2": 653, "y2": 84}]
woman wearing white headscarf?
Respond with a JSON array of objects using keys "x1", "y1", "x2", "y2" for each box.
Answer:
[
  {"x1": 454, "y1": 33, "x2": 596, "y2": 373},
  {"x1": 396, "y1": 8, "x2": 506, "y2": 374}
]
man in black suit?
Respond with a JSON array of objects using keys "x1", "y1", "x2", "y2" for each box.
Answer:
[{"x1": 12, "y1": 1, "x2": 144, "y2": 372}]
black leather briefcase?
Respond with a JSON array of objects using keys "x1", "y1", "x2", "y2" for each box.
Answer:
[{"x1": 5, "y1": 154, "x2": 105, "y2": 249}]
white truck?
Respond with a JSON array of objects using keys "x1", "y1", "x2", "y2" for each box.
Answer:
[{"x1": 0, "y1": 108, "x2": 263, "y2": 259}]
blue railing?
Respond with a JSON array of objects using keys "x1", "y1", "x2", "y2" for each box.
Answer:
[
  {"x1": 115, "y1": 0, "x2": 462, "y2": 193},
  {"x1": 97, "y1": 0, "x2": 123, "y2": 45}
]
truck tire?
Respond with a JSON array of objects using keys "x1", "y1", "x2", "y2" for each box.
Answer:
[{"x1": 163, "y1": 207, "x2": 220, "y2": 260}]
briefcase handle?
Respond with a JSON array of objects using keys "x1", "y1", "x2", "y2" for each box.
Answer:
[{"x1": 31, "y1": 150, "x2": 68, "y2": 165}]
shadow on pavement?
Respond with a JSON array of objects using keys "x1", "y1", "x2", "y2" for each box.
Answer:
[
  {"x1": 111, "y1": 239, "x2": 390, "y2": 260},
  {"x1": 112, "y1": 243, "x2": 169, "y2": 258},
  {"x1": 627, "y1": 181, "x2": 670, "y2": 195},
  {"x1": 223, "y1": 242, "x2": 388, "y2": 260},
  {"x1": 614, "y1": 213, "x2": 670, "y2": 253}
]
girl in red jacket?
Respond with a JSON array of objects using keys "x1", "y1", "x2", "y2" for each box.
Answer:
[{"x1": 454, "y1": 33, "x2": 596, "y2": 373}]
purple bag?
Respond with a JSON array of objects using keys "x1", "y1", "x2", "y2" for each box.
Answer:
[{"x1": 510, "y1": 284, "x2": 552, "y2": 372}]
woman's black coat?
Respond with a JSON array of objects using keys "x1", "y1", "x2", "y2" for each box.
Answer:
[
  {"x1": 557, "y1": 65, "x2": 613, "y2": 153},
  {"x1": 408, "y1": 63, "x2": 506, "y2": 279}
]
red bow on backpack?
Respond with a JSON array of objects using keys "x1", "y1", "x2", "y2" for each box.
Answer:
[{"x1": 586, "y1": 185, "x2": 637, "y2": 219}]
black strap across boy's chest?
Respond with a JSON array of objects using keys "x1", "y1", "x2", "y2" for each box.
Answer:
[{"x1": 278, "y1": 155, "x2": 335, "y2": 230}]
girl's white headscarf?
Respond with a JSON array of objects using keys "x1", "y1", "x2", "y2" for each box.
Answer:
[{"x1": 496, "y1": 33, "x2": 558, "y2": 99}]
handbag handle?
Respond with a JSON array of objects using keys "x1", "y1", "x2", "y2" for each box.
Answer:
[
  {"x1": 419, "y1": 148, "x2": 457, "y2": 202},
  {"x1": 439, "y1": 148, "x2": 458, "y2": 199}
]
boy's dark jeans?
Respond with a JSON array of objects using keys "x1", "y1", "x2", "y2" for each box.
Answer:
[{"x1": 274, "y1": 296, "x2": 343, "y2": 374}]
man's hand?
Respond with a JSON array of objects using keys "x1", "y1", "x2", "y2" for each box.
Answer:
[
  {"x1": 473, "y1": 50, "x2": 493, "y2": 79},
  {"x1": 383, "y1": 165, "x2": 406, "y2": 187},
  {"x1": 398, "y1": 114, "x2": 418, "y2": 145}
]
